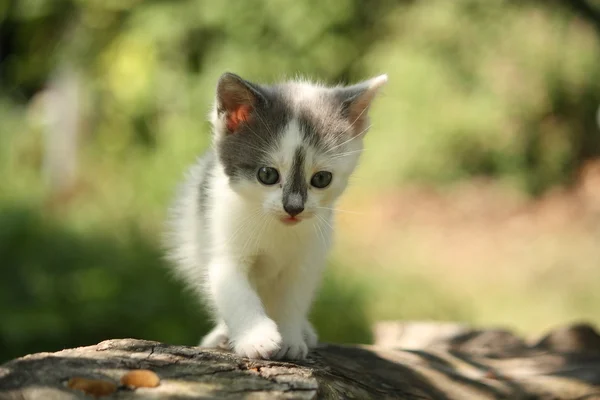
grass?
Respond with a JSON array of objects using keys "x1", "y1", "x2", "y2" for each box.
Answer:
[{"x1": 334, "y1": 180, "x2": 600, "y2": 337}]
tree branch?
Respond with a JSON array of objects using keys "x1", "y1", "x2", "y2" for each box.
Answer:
[{"x1": 2, "y1": 322, "x2": 600, "y2": 399}]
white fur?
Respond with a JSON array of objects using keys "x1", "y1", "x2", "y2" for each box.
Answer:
[{"x1": 166, "y1": 76, "x2": 384, "y2": 360}]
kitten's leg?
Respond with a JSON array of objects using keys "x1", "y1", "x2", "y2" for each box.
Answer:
[
  {"x1": 302, "y1": 319, "x2": 318, "y2": 349},
  {"x1": 273, "y1": 262, "x2": 324, "y2": 360},
  {"x1": 208, "y1": 257, "x2": 282, "y2": 359},
  {"x1": 199, "y1": 321, "x2": 229, "y2": 348}
]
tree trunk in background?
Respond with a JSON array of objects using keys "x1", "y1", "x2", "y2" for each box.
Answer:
[
  {"x1": 1, "y1": 322, "x2": 599, "y2": 399},
  {"x1": 42, "y1": 64, "x2": 80, "y2": 197}
]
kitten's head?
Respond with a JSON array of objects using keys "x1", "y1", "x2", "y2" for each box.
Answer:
[{"x1": 211, "y1": 72, "x2": 387, "y2": 225}]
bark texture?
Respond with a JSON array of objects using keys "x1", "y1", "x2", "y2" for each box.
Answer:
[{"x1": 1, "y1": 322, "x2": 600, "y2": 399}]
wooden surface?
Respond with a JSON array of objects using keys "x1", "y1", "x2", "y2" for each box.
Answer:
[{"x1": 1, "y1": 322, "x2": 600, "y2": 399}]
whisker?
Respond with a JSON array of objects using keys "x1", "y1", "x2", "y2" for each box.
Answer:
[
  {"x1": 312, "y1": 221, "x2": 328, "y2": 248},
  {"x1": 243, "y1": 89, "x2": 275, "y2": 139},
  {"x1": 236, "y1": 210, "x2": 268, "y2": 257},
  {"x1": 223, "y1": 209, "x2": 263, "y2": 246},
  {"x1": 255, "y1": 111, "x2": 275, "y2": 139},
  {"x1": 245, "y1": 144, "x2": 272, "y2": 158},
  {"x1": 243, "y1": 123, "x2": 271, "y2": 150},
  {"x1": 326, "y1": 124, "x2": 372, "y2": 154},
  {"x1": 316, "y1": 206, "x2": 364, "y2": 215},
  {"x1": 315, "y1": 213, "x2": 334, "y2": 232},
  {"x1": 340, "y1": 100, "x2": 371, "y2": 136},
  {"x1": 210, "y1": 208, "x2": 262, "y2": 253},
  {"x1": 247, "y1": 211, "x2": 270, "y2": 254},
  {"x1": 329, "y1": 149, "x2": 366, "y2": 159}
]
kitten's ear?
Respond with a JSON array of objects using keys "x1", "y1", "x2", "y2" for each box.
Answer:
[
  {"x1": 339, "y1": 74, "x2": 388, "y2": 135},
  {"x1": 216, "y1": 72, "x2": 267, "y2": 133}
]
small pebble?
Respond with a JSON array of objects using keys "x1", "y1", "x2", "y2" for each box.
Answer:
[
  {"x1": 120, "y1": 369, "x2": 161, "y2": 388},
  {"x1": 67, "y1": 377, "x2": 117, "y2": 397}
]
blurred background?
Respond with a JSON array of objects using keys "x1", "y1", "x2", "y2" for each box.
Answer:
[{"x1": 1, "y1": 0, "x2": 600, "y2": 362}]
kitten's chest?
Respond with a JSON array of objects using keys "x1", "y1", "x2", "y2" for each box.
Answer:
[{"x1": 249, "y1": 234, "x2": 309, "y2": 283}]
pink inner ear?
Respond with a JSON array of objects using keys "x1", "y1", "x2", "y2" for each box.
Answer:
[{"x1": 226, "y1": 105, "x2": 252, "y2": 132}]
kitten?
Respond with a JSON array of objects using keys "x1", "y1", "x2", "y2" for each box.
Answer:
[{"x1": 165, "y1": 72, "x2": 387, "y2": 360}]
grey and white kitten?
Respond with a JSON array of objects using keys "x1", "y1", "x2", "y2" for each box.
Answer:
[{"x1": 166, "y1": 72, "x2": 387, "y2": 360}]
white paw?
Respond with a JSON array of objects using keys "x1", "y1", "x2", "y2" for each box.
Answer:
[
  {"x1": 199, "y1": 323, "x2": 229, "y2": 348},
  {"x1": 273, "y1": 335, "x2": 308, "y2": 360},
  {"x1": 232, "y1": 319, "x2": 282, "y2": 359},
  {"x1": 302, "y1": 320, "x2": 318, "y2": 349}
]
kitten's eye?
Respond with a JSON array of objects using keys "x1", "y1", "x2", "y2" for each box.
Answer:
[
  {"x1": 310, "y1": 171, "x2": 332, "y2": 189},
  {"x1": 257, "y1": 167, "x2": 280, "y2": 185}
]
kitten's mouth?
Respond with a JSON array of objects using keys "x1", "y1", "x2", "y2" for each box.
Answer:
[{"x1": 280, "y1": 216, "x2": 301, "y2": 225}]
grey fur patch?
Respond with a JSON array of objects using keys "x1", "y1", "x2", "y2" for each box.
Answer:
[
  {"x1": 280, "y1": 85, "x2": 354, "y2": 152},
  {"x1": 296, "y1": 115, "x2": 325, "y2": 150},
  {"x1": 217, "y1": 86, "x2": 292, "y2": 180},
  {"x1": 283, "y1": 147, "x2": 308, "y2": 209}
]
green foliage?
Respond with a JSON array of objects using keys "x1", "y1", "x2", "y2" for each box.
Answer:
[
  {"x1": 0, "y1": 204, "x2": 211, "y2": 362},
  {"x1": 310, "y1": 267, "x2": 374, "y2": 344},
  {"x1": 359, "y1": 0, "x2": 600, "y2": 193}
]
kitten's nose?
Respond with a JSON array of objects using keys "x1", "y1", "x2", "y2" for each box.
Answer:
[
  {"x1": 283, "y1": 192, "x2": 305, "y2": 217},
  {"x1": 284, "y1": 203, "x2": 304, "y2": 217}
]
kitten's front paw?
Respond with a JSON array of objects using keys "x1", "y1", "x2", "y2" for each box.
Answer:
[
  {"x1": 303, "y1": 320, "x2": 318, "y2": 349},
  {"x1": 273, "y1": 336, "x2": 308, "y2": 360},
  {"x1": 232, "y1": 319, "x2": 282, "y2": 359},
  {"x1": 274, "y1": 323, "x2": 309, "y2": 360},
  {"x1": 199, "y1": 322, "x2": 229, "y2": 349}
]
